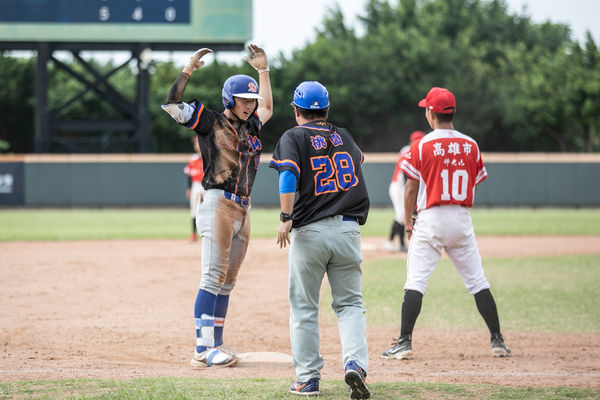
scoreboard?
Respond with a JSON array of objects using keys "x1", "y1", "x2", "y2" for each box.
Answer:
[
  {"x1": 0, "y1": 0, "x2": 190, "y2": 24},
  {"x1": 0, "y1": 0, "x2": 251, "y2": 45}
]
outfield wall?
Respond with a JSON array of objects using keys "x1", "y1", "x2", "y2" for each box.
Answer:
[{"x1": 1, "y1": 153, "x2": 599, "y2": 207}]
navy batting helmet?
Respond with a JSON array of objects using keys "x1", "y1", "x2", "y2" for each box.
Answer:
[
  {"x1": 222, "y1": 74, "x2": 263, "y2": 109},
  {"x1": 291, "y1": 81, "x2": 329, "y2": 110}
]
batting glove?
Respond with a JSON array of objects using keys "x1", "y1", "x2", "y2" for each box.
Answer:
[
  {"x1": 244, "y1": 44, "x2": 269, "y2": 73},
  {"x1": 184, "y1": 48, "x2": 213, "y2": 75}
]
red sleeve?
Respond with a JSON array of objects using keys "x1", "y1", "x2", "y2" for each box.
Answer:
[{"x1": 400, "y1": 140, "x2": 421, "y2": 181}]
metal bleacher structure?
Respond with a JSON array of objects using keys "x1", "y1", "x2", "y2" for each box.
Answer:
[{"x1": 0, "y1": 0, "x2": 251, "y2": 153}]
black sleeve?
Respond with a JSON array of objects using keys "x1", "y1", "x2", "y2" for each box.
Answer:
[
  {"x1": 165, "y1": 72, "x2": 191, "y2": 104},
  {"x1": 269, "y1": 129, "x2": 301, "y2": 178}
]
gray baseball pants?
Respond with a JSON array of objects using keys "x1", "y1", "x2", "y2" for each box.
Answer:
[{"x1": 288, "y1": 215, "x2": 368, "y2": 382}]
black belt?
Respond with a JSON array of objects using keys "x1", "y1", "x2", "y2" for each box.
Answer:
[
  {"x1": 342, "y1": 216, "x2": 357, "y2": 222},
  {"x1": 223, "y1": 191, "x2": 250, "y2": 206}
]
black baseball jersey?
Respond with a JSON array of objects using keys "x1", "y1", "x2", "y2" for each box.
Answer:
[
  {"x1": 270, "y1": 120, "x2": 370, "y2": 228},
  {"x1": 181, "y1": 99, "x2": 262, "y2": 197}
]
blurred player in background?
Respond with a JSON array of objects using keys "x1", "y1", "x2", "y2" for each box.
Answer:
[
  {"x1": 162, "y1": 44, "x2": 272, "y2": 367},
  {"x1": 270, "y1": 81, "x2": 371, "y2": 399},
  {"x1": 385, "y1": 130, "x2": 425, "y2": 252},
  {"x1": 183, "y1": 135, "x2": 205, "y2": 242},
  {"x1": 381, "y1": 87, "x2": 511, "y2": 360}
]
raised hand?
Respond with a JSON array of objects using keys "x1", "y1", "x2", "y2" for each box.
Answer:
[
  {"x1": 186, "y1": 48, "x2": 213, "y2": 73},
  {"x1": 244, "y1": 44, "x2": 269, "y2": 72}
]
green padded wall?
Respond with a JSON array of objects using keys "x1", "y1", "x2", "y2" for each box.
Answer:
[{"x1": 9, "y1": 157, "x2": 600, "y2": 207}]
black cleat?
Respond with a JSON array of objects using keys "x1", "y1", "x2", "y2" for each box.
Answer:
[
  {"x1": 491, "y1": 333, "x2": 511, "y2": 357},
  {"x1": 381, "y1": 336, "x2": 413, "y2": 359}
]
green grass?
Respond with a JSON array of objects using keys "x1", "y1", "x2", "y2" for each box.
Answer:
[
  {"x1": 1, "y1": 208, "x2": 599, "y2": 398},
  {"x1": 0, "y1": 207, "x2": 599, "y2": 241},
  {"x1": 337, "y1": 254, "x2": 600, "y2": 332},
  {"x1": 1, "y1": 378, "x2": 598, "y2": 400},
  {"x1": 469, "y1": 208, "x2": 600, "y2": 235},
  {"x1": 361, "y1": 207, "x2": 600, "y2": 236},
  {"x1": 0, "y1": 209, "x2": 189, "y2": 241}
]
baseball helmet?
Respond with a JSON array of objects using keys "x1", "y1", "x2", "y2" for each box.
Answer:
[
  {"x1": 291, "y1": 81, "x2": 329, "y2": 110},
  {"x1": 222, "y1": 74, "x2": 263, "y2": 109},
  {"x1": 409, "y1": 130, "x2": 425, "y2": 142}
]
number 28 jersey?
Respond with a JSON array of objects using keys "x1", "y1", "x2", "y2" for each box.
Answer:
[
  {"x1": 400, "y1": 129, "x2": 487, "y2": 211},
  {"x1": 269, "y1": 120, "x2": 370, "y2": 228}
]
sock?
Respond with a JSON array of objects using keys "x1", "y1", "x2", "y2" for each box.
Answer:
[
  {"x1": 399, "y1": 224, "x2": 406, "y2": 247},
  {"x1": 474, "y1": 288, "x2": 501, "y2": 336},
  {"x1": 191, "y1": 218, "x2": 196, "y2": 235},
  {"x1": 194, "y1": 289, "x2": 217, "y2": 352},
  {"x1": 390, "y1": 221, "x2": 401, "y2": 241},
  {"x1": 400, "y1": 289, "x2": 423, "y2": 339},
  {"x1": 214, "y1": 294, "x2": 230, "y2": 347}
]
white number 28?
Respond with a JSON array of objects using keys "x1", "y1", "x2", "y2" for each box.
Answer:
[{"x1": 440, "y1": 169, "x2": 468, "y2": 201}]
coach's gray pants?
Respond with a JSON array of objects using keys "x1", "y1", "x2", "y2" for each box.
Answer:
[{"x1": 288, "y1": 215, "x2": 368, "y2": 382}]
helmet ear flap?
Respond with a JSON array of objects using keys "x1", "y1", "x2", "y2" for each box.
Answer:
[{"x1": 222, "y1": 89, "x2": 235, "y2": 109}]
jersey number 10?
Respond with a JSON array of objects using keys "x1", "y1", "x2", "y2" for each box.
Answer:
[
  {"x1": 440, "y1": 169, "x2": 468, "y2": 201},
  {"x1": 311, "y1": 152, "x2": 358, "y2": 195}
]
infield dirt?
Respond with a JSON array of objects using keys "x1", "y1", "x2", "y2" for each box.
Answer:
[{"x1": 1, "y1": 236, "x2": 599, "y2": 387}]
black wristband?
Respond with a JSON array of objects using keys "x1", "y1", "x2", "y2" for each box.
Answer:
[{"x1": 280, "y1": 212, "x2": 294, "y2": 222}]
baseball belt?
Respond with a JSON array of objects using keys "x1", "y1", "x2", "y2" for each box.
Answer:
[{"x1": 223, "y1": 191, "x2": 250, "y2": 207}]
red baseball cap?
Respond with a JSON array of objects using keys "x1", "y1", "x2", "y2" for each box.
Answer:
[
  {"x1": 409, "y1": 130, "x2": 425, "y2": 142},
  {"x1": 418, "y1": 87, "x2": 456, "y2": 114}
]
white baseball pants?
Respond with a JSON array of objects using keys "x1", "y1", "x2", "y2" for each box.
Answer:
[
  {"x1": 189, "y1": 181, "x2": 206, "y2": 217},
  {"x1": 195, "y1": 189, "x2": 250, "y2": 295},
  {"x1": 388, "y1": 181, "x2": 405, "y2": 223},
  {"x1": 405, "y1": 205, "x2": 491, "y2": 295}
]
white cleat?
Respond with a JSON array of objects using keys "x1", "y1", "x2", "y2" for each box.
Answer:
[{"x1": 191, "y1": 348, "x2": 238, "y2": 367}]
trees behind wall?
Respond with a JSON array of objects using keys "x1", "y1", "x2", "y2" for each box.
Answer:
[{"x1": 1, "y1": 0, "x2": 598, "y2": 153}]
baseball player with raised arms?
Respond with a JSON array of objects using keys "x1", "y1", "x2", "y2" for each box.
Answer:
[
  {"x1": 381, "y1": 87, "x2": 511, "y2": 360},
  {"x1": 162, "y1": 44, "x2": 272, "y2": 367},
  {"x1": 385, "y1": 130, "x2": 425, "y2": 252},
  {"x1": 270, "y1": 81, "x2": 371, "y2": 398},
  {"x1": 184, "y1": 135, "x2": 205, "y2": 242}
]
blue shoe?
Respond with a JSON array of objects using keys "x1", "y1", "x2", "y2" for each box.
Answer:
[
  {"x1": 289, "y1": 378, "x2": 319, "y2": 396},
  {"x1": 344, "y1": 361, "x2": 370, "y2": 399}
]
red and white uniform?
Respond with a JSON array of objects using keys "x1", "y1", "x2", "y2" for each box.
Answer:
[
  {"x1": 401, "y1": 129, "x2": 487, "y2": 210},
  {"x1": 400, "y1": 129, "x2": 490, "y2": 295},
  {"x1": 388, "y1": 144, "x2": 411, "y2": 223},
  {"x1": 184, "y1": 154, "x2": 206, "y2": 217}
]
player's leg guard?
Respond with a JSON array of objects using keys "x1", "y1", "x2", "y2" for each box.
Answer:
[
  {"x1": 194, "y1": 289, "x2": 217, "y2": 352},
  {"x1": 399, "y1": 223, "x2": 406, "y2": 248},
  {"x1": 474, "y1": 288, "x2": 501, "y2": 335},
  {"x1": 214, "y1": 294, "x2": 230, "y2": 347},
  {"x1": 400, "y1": 289, "x2": 423, "y2": 337},
  {"x1": 195, "y1": 313, "x2": 216, "y2": 350},
  {"x1": 390, "y1": 221, "x2": 401, "y2": 241}
]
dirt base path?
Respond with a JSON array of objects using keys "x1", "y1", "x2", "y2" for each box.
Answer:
[{"x1": 1, "y1": 236, "x2": 599, "y2": 387}]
